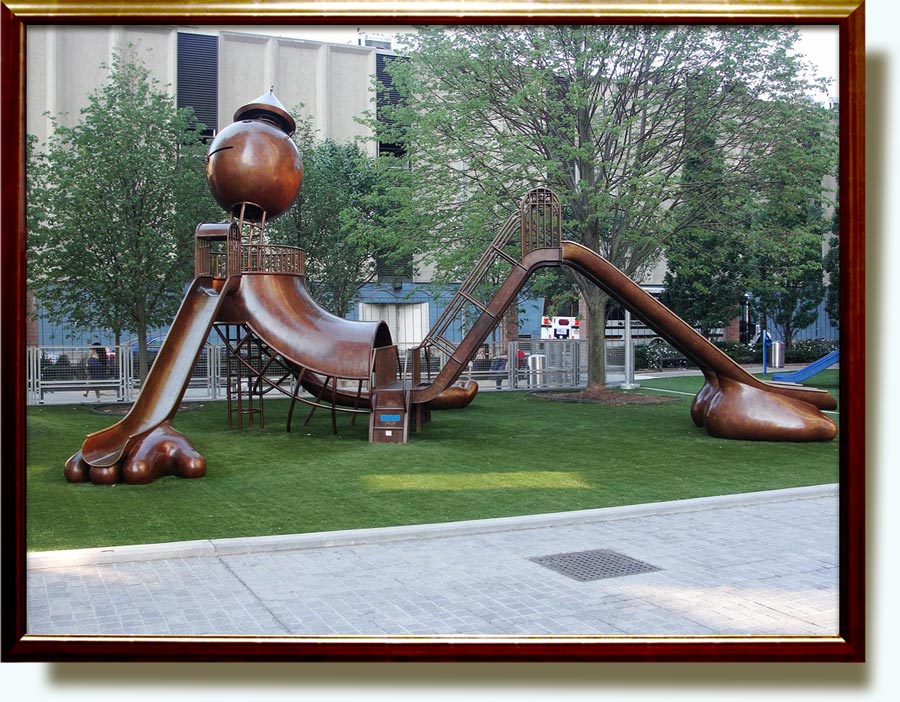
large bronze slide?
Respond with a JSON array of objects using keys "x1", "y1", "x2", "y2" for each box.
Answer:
[
  {"x1": 66, "y1": 273, "x2": 392, "y2": 484},
  {"x1": 409, "y1": 242, "x2": 836, "y2": 442},
  {"x1": 559, "y1": 242, "x2": 837, "y2": 441},
  {"x1": 65, "y1": 277, "x2": 237, "y2": 483}
]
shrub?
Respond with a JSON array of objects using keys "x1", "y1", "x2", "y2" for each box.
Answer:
[
  {"x1": 711, "y1": 341, "x2": 759, "y2": 364},
  {"x1": 634, "y1": 343, "x2": 652, "y2": 370},
  {"x1": 785, "y1": 338, "x2": 839, "y2": 364},
  {"x1": 632, "y1": 338, "x2": 837, "y2": 369}
]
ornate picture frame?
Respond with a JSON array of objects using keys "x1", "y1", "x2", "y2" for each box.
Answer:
[{"x1": 1, "y1": 0, "x2": 865, "y2": 662}]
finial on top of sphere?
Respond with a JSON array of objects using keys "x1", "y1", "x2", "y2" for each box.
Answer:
[{"x1": 232, "y1": 88, "x2": 295, "y2": 136}]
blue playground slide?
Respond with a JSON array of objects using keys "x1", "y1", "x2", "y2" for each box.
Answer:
[{"x1": 772, "y1": 349, "x2": 839, "y2": 383}]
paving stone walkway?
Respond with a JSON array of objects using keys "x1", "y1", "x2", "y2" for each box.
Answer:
[{"x1": 26, "y1": 486, "x2": 838, "y2": 637}]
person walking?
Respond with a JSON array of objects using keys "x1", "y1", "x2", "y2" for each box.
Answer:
[{"x1": 83, "y1": 342, "x2": 107, "y2": 400}]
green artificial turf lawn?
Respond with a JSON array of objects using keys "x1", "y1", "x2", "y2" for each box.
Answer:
[
  {"x1": 26, "y1": 375, "x2": 840, "y2": 552},
  {"x1": 634, "y1": 369, "x2": 840, "y2": 402}
]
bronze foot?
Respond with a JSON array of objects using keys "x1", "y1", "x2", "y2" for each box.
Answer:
[
  {"x1": 701, "y1": 375, "x2": 838, "y2": 442},
  {"x1": 64, "y1": 422, "x2": 206, "y2": 485}
]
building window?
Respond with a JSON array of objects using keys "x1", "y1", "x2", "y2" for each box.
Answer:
[{"x1": 177, "y1": 32, "x2": 218, "y2": 138}]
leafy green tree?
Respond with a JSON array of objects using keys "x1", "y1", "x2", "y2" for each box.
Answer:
[
  {"x1": 745, "y1": 100, "x2": 835, "y2": 349},
  {"x1": 662, "y1": 227, "x2": 748, "y2": 339},
  {"x1": 750, "y1": 230, "x2": 825, "y2": 349},
  {"x1": 378, "y1": 25, "x2": 832, "y2": 390},
  {"x1": 661, "y1": 72, "x2": 747, "y2": 337},
  {"x1": 27, "y1": 47, "x2": 218, "y2": 378},
  {"x1": 664, "y1": 90, "x2": 835, "y2": 346}
]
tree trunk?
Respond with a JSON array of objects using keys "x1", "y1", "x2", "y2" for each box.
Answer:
[
  {"x1": 579, "y1": 282, "x2": 608, "y2": 394},
  {"x1": 782, "y1": 321, "x2": 793, "y2": 351},
  {"x1": 136, "y1": 321, "x2": 150, "y2": 383},
  {"x1": 501, "y1": 300, "x2": 519, "y2": 345}
]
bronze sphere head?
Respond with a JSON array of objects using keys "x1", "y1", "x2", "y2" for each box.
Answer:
[{"x1": 205, "y1": 91, "x2": 302, "y2": 221}]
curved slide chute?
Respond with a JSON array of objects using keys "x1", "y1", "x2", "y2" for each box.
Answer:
[
  {"x1": 66, "y1": 277, "x2": 239, "y2": 483},
  {"x1": 67, "y1": 273, "x2": 396, "y2": 483},
  {"x1": 559, "y1": 241, "x2": 836, "y2": 441},
  {"x1": 220, "y1": 273, "x2": 392, "y2": 381},
  {"x1": 292, "y1": 372, "x2": 478, "y2": 412},
  {"x1": 224, "y1": 274, "x2": 479, "y2": 412}
]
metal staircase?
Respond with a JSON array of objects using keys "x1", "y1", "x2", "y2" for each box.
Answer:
[
  {"x1": 409, "y1": 188, "x2": 563, "y2": 394},
  {"x1": 369, "y1": 188, "x2": 563, "y2": 444}
]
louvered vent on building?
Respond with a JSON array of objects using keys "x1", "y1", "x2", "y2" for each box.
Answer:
[
  {"x1": 376, "y1": 52, "x2": 405, "y2": 158},
  {"x1": 376, "y1": 250, "x2": 413, "y2": 283},
  {"x1": 177, "y1": 33, "x2": 218, "y2": 137}
]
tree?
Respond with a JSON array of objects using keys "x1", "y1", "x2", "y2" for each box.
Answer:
[
  {"x1": 27, "y1": 47, "x2": 218, "y2": 378},
  {"x1": 267, "y1": 122, "x2": 403, "y2": 317},
  {"x1": 745, "y1": 100, "x2": 836, "y2": 349},
  {"x1": 750, "y1": 230, "x2": 826, "y2": 349},
  {"x1": 378, "y1": 25, "x2": 833, "y2": 391},
  {"x1": 664, "y1": 88, "x2": 835, "y2": 346},
  {"x1": 661, "y1": 227, "x2": 748, "y2": 338},
  {"x1": 661, "y1": 71, "x2": 747, "y2": 338}
]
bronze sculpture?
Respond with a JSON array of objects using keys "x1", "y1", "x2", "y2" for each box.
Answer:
[{"x1": 65, "y1": 97, "x2": 836, "y2": 485}]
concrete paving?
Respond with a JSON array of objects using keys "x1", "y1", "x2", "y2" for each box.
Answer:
[{"x1": 26, "y1": 484, "x2": 838, "y2": 637}]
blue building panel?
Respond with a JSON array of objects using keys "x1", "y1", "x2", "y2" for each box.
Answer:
[
  {"x1": 34, "y1": 279, "x2": 550, "y2": 349},
  {"x1": 353, "y1": 282, "x2": 543, "y2": 342},
  {"x1": 39, "y1": 280, "x2": 836, "y2": 352}
]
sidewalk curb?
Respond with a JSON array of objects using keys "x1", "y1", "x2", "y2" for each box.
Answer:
[{"x1": 27, "y1": 484, "x2": 838, "y2": 570}]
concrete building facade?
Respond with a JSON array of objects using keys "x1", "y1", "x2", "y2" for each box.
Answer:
[{"x1": 26, "y1": 25, "x2": 379, "y2": 153}]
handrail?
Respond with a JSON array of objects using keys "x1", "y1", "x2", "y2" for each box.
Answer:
[
  {"x1": 407, "y1": 188, "x2": 564, "y2": 393},
  {"x1": 241, "y1": 244, "x2": 305, "y2": 275},
  {"x1": 372, "y1": 344, "x2": 404, "y2": 392}
]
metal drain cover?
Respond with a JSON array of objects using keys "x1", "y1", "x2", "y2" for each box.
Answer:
[{"x1": 529, "y1": 548, "x2": 661, "y2": 581}]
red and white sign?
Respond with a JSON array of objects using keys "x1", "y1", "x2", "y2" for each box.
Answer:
[{"x1": 541, "y1": 316, "x2": 580, "y2": 340}]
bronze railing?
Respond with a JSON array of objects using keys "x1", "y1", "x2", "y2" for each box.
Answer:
[
  {"x1": 195, "y1": 227, "x2": 305, "y2": 278},
  {"x1": 194, "y1": 222, "x2": 243, "y2": 278},
  {"x1": 241, "y1": 244, "x2": 305, "y2": 275},
  {"x1": 520, "y1": 187, "x2": 562, "y2": 255}
]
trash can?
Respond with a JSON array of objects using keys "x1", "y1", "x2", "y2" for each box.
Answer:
[
  {"x1": 771, "y1": 341, "x2": 785, "y2": 369},
  {"x1": 527, "y1": 354, "x2": 546, "y2": 387}
]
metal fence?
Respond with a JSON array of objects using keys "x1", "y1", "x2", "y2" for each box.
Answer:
[
  {"x1": 26, "y1": 344, "x2": 228, "y2": 405},
  {"x1": 396, "y1": 339, "x2": 629, "y2": 391},
  {"x1": 25, "y1": 339, "x2": 634, "y2": 406}
]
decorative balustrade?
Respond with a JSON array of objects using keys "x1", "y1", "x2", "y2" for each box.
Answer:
[
  {"x1": 195, "y1": 224, "x2": 305, "y2": 278},
  {"x1": 520, "y1": 187, "x2": 562, "y2": 254},
  {"x1": 241, "y1": 244, "x2": 305, "y2": 275}
]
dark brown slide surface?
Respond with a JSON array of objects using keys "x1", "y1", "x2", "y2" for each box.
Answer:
[
  {"x1": 230, "y1": 273, "x2": 391, "y2": 380},
  {"x1": 81, "y1": 278, "x2": 230, "y2": 467}
]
